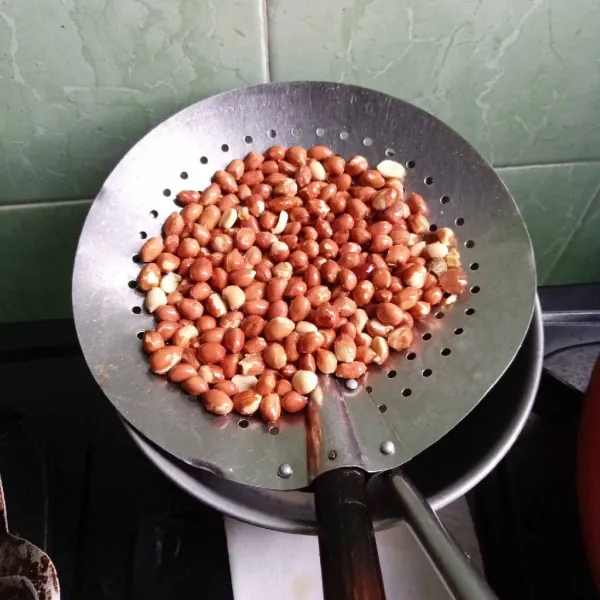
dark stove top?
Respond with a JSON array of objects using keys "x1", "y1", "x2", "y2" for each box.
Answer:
[{"x1": 1, "y1": 285, "x2": 599, "y2": 600}]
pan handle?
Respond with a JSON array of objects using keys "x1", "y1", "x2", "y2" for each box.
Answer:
[
  {"x1": 390, "y1": 472, "x2": 497, "y2": 600},
  {"x1": 314, "y1": 468, "x2": 386, "y2": 600}
]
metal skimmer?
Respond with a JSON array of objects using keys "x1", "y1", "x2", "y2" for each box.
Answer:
[{"x1": 73, "y1": 82, "x2": 536, "y2": 600}]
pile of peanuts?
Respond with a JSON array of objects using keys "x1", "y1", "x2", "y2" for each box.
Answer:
[{"x1": 136, "y1": 145, "x2": 468, "y2": 421}]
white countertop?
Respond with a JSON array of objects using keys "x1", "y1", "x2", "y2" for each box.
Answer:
[{"x1": 226, "y1": 497, "x2": 482, "y2": 600}]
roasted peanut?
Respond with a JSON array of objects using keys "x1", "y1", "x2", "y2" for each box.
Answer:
[
  {"x1": 260, "y1": 393, "x2": 282, "y2": 422},
  {"x1": 335, "y1": 361, "x2": 367, "y2": 379},
  {"x1": 168, "y1": 363, "x2": 198, "y2": 382},
  {"x1": 376, "y1": 302, "x2": 404, "y2": 326},
  {"x1": 439, "y1": 268, "x2": 468, "y2": 295},
  {"x1": 264, "y1": 317, "x2": 295, "y2": 341},
  {"x1": 140, "y1": 237, "x2": 164, "y2": 262},
  {"x1": 239, "y1": 352, "x2": 265, "y2": 376},
  {"x1": 138, "y1": 263, "x2": 161, "y2": 291},
  {"x1": 182, "y1": 375, "x2": 209, "y2": 396},
  {"x1": 203, "y1": 390, "x2": 233, "y2": 415},
  {"x1": 149, "y1": 346, "x2": 183, "y2": 374},
  {"x1": 233, "y1": 390, "x2": 262, "y2": 415},
  {"x1": 255, "y1": 370, "x2": 277, "y2": 396},
  {"x1": 143, "y1": 330, "x2": 165, "y2": 353},
  {"x1": 281, "y1": 391, "x2": 308, "y2": 413},
  {"x1": 264, "y1": 343, "x2": 287, "y2": 369}
]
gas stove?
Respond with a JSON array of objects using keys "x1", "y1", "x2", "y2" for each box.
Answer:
[{"x1": 0, "y1": 285, "x2": 598, "y2": 599}]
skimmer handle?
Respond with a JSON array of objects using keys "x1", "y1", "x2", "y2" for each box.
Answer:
[{"x1": 314, "y1": 468, "x2": 386, "y2": 600}]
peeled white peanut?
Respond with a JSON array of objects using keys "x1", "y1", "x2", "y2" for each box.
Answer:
[
  {"x1": 376, "y1": 159, "x2": 407, "y2": 180},
  {"x1": 219, "y1": 207, "x2": 238, "y2": 229},
  {"x1": 409, "y1": 241, "x2": 426, "y2": 257},
  {"x1": 222, "y1": 285, "x2": 246, "y2": 310},
  {"x1": 145, "y1": 287, "x2": 167, "y2": 313},
  {"x1": 308, "y1": 159, "x2": 327, "y2": 181},
  {"x1": 292, "y1": 370, "x2": 318, "y2": 395},
  {"x1": 272, "y1": 211, "x2": 289, "y2": 235},
  {"x1": 426, "y1": 242, "x2": 449, "y2": 259},
  {"x1": 160, "y1": 272, "x2": 182, "y2": 294},
  {"x1": 231, "y1": 375, "x2": 258, "y2": 392}
]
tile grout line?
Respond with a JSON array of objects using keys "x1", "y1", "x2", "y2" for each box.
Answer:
[
  {"x1": 543, "y1": 178, "x2": 600, "y2": 284},
  {"x1": 261, "y1": 0, "x2": 271, "y2": 82},
  {"x1": 0, "y1": 198, "x2": 92, "y2": 211}
]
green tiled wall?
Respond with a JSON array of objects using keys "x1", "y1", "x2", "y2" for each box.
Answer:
[{"x1": 1, "y1": 0, "x2": 599, "y2": 322}]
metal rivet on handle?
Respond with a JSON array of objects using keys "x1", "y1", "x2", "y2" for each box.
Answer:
[
  {"x1": 278, "y1": 463, "x2": 293, "y2": 478},
  {"x1": 380, "y1": 441, "x2": 395, "y2": 455},
  {"x1": 328, "y1": 450, "x2": 337, "y2": 460},
  {"x1": 345, "y1": 379, "x2": 358, "y2": 390}
]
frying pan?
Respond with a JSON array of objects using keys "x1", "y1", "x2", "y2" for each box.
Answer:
[
  {"x1": 73, "y1": 82, "x2": 536, "y2": 599},
  {"x1": 0, "y1": 477, "x2": 60, "y2": 600}
]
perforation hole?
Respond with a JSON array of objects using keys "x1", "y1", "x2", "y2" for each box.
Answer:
[
  {"x1": 402, "y1": 388, "x2": 412, "y2": 397},
  {"x1": 435, "y1": 312, "x2": 444, "y2": 319},
  {"x1": 267, "y1": 129, "x2": 277, "y2": 138},
  {"x1": 454, "y1": 328, "x2": 464, "y2": 335},
  {"x1": 440, "y1": 196, "x2": 450, "y2": 204},
  {"x1": 407, "y1": 160, "x2": 416, "y2": 169},
  {"x1": 465, "y1": 240, "x2": 475, "y2": 248},
  {"x1": 407, "y1": 352, "x2": 416, "y2": 360},
  {"x1": 470, "y1": 262, "x2": 479, "y2": 271},
  {"x1": 136, "y1": 331, "x2": 144, "y2": 340},
  {"x1": 465, "y1": 308, "x2": 476, "y2": 316},
  {"x1": 378, "y1": 404, "x2": 387, "y2": 413},
  {"x1": 221, "y1": 144, "x2": 229, "y2": 152},
  {"x1": 180, "y1": 171, "x2": 188, "y2": 180},
  {"x1": 422, "y1": 368, "x2": 432, "y2": 377},
  {"x1": 385, "y1": 148, "x2": 395, "y2": 157},
  {"x1": 316, "y1": 128, "x2": 325, "y2": 137},
  {"x1": 291, "y1": 127, "x2": 301, "y2": 137},
  {"x1": 140, "y1": 231, "x2": 147, "y2": 239},
  {"x1": 132, "y1": 255, "x2": 141, "y2": 263},
  {"x1": 132, "y1": 306, "x2": 142, "y2": 314},
  {"x1": 128, "y1": 280, "x2": 137, "y2": 289},
  {"x1": 441, "y1": 348, "x2": 451, "y2": 356},
  {"x1": 269, "y1": 425, "x2": 279, "y2": 435},
  {"x1": 471, "y1": 286, "x2": 480, "y2": 294},
  {"x1": 425, "y1": 176, "x2": 434, "y2": 185},
  {"x1": 238, "y1": 419, "x2": 249, "y2": 429},
  {"x1": 163, "y1": 189, "x2": 171, "y2": 197},
  {"x1": 422, "y1": 332, "x2": 432, "y2": 341},
  {"x1": 455, "y1": 217, "x2": 465, "y2": 226},
  {"x1": 363, "y1": 137, "x2": 373, "y2": 146},
  {"x1": 244, "y1": 135, "x2": 253, "y2": 144},
  {"x1": 340, "y1": 131, "x2": 349, "y2": 140},
  {"x1": 366, "y1": 386, "x2": 373, "y2": 393},
  {"x1": 150, "y1": 210, "x2": 159, "y2": 218},
  {"x1": 200, "y1": 156, "x2": 208, "y2": 164},
  {"x1": 387, "y1": 370, "x2": 397, "y2": 378},
  {"x1": 429, "y1": 224, "x2": 438, "y2": 232}
]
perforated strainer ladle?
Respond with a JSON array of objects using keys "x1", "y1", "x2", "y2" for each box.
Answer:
[{"x1": 73, "y1": 82, "x2": 536, "y2": 600}]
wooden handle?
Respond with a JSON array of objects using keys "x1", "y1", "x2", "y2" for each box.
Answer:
[{"x1": 313, "y1": 468, "x2": 386, "y2": 600}]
